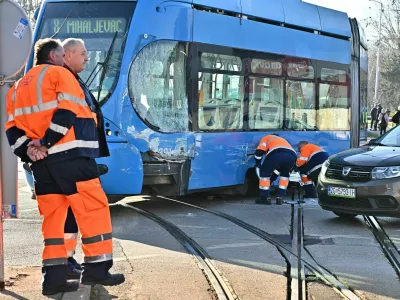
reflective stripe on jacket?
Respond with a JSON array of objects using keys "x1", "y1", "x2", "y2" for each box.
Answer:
[
  {"x1": 4, "y1": 64, "x2": 99, "y2": 162},
  {"x1": 5, "y1": 82, "x2": 32, "y2": 162},
  {"x1": 296, "y1": 144, "x2": 326, "y2": 167},
  {"x1": 255, "y1": 135, "x2": 296, "y2": 163}
]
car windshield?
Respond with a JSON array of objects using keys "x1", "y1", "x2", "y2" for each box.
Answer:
[{"x1": 374, "y1": 126, "x2": 400, "y2": 146}]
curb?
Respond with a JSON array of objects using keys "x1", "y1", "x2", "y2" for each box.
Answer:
[{"x1": 61, "y1": 284, "x2": 91, "y2": 300}]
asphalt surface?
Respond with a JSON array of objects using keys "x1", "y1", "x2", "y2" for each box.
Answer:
[{"x1": 3, "y1": 163, "x2": 400, "y2": 299}]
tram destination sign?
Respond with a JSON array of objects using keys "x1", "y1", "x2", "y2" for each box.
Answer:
[{"x1": 44, "y1": 18, "x2": 127, "y2": 36}]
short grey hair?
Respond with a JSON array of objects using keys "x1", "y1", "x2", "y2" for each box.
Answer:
[
  {"x1": 62, "y1": 38, "x2": 85, "y2": 51},
  {"x1": 297, "y1": 141, "x2": 308, "y2": 148}
]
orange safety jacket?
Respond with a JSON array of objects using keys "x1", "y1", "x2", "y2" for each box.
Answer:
[
  {"x1": 254, "y1": 135, "x2": 296, "y2": 165},
  {"x1": 296, "y1": 143, "x2": 326, "y2": 167},
  {"x1": 4, "y1": 64, "x2": 99, "y2": 163}
]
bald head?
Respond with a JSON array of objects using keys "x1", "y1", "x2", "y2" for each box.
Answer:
[{"x1": 62, "y1": 38, "x2": 88, "y2": 73}]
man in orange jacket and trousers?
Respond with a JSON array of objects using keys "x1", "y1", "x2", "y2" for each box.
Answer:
[
  {"x1": 254, "y1": 134, "x2": 297, "y2": 205},
  {"x1": 5, "y1": 38, "x2": 124, "y2": 295},
  {"x1": 296, "y1": 141, "x2": 329, "y2": 198}
]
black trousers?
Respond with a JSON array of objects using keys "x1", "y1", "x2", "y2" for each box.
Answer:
[{"x1": 65, "y1": 207, "x2": 78, "y2": 233}]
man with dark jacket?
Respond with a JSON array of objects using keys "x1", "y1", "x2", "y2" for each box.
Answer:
[
  {"x1": 370, "y1": 104, "x2": 378, "y2": 130},
  {"x1": 374, "y1": 104, "x2": 383, "y2": 130},
  {"x1": 392, "y1": 106, "x2": 400, "y2": 126}
]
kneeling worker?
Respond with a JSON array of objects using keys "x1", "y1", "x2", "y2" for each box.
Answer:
[
  {"x1": 255, "y1": 134, "x2": 297, "y2": 205},
  {"x1": 296, "y1": 141, "x2": 329, "y2": 198}
]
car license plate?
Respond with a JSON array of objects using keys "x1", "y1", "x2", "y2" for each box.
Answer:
[{"x1": 328, "y1": 186, "x2": 356, "y2": 198}]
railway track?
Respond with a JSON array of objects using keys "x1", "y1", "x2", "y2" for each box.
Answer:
[
  {"x1": 121, "y1": 202, "x2": 239, "y2": 300},
  {"x1": 289, "y1": 204, "x2": 306, "y2": 300},
  {"x1": 151, "y1": 196, "x2": 360, "y2": 300},
  {"x1": 364, "y1": 216, "x2": 400, "y2": 278}
]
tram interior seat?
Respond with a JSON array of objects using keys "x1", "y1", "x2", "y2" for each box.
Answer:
[
  {"x1": 199, "y1": 99, "x2": 243, "y2": 130},
  {"x1": 251, "y1": 102, "x2": 281, "y2": 129}
]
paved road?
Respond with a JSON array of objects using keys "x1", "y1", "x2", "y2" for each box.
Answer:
[{"x1": 3, "y1": 163, "x2": 400, "y2": 299}]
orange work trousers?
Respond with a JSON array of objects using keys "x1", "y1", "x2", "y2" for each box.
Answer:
[{"x1": 31, "y1": 157, "x2": 113, "y2": 290}]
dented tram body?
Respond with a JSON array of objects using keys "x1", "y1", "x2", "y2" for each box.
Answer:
[{"x1": 28, "y1": 0, "x2": 368, "y2": 200}]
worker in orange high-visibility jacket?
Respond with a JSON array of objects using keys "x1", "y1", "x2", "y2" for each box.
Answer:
[
  {"x1": 254, "y1": 134, "x2": 297, "y2": 205},
  {"x1": 296, "y1": 141, "x2": 330, "y2": 198},
  {"x1": 60, "y1": 37, "x2": 111, "y2": 280},
  {"x1": 4, "y1": 38, "x2": 124, "y2": 296}
]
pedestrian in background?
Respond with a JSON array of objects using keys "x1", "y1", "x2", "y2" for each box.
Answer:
[
  {"x1": 370, "y1": 104, "x2": 378, "y2": 130},
  {"x1": 378, "y1": 108, "x2": 389, "y2": 135},
  {"x1": 391, "y1": 106, "x2": 400, "y2": 127},
  {"x1": 374, "y1": 104, "x2": 382, "y2": 131}
]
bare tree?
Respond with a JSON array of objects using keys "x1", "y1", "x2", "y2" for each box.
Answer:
[
  {"x1": 368, "y1": 0, "x2": 400, "y2": 110},
  {"x1": 15, "y1": 0, "x2": 41, "y2": 24}
]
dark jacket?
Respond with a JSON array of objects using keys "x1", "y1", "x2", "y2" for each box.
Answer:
[
  {"x1": 377, "y1": 106, "x2": 383, "y2": 117},
  {"x1": 371, "y1": 107, "x2": 378, "y2": 120},
  {"x1": 64, "y1": 65, "x2": 110, "y2": 157},
  {"x1": 392, "y1": 111, "x2": 400, "y2": 125}
]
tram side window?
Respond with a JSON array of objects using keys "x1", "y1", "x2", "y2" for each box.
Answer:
[
  {"x1": 128, "y1": 41, "x2": 189, "y2": 132},
  {"x1": 249, "y1": 77, "x2": 284, "y2": 129},
  {"x1": 318, "y1": 68, "x2": 349, "y2": 130},
  {"x1": 198, "y1": 53, "x2": 244, "y2": 130},
  {"x1": 285, "y1": 81, "x2": 316, "y2": 130},
  {"x1": 249, "y1": 58, "x2": 284, "y2": 129},
  {"x1": 285, "y1": 61, "x2": 316, "y2": 130}
]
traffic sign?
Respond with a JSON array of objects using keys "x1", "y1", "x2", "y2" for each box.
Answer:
[{"x1": 0, "y1": 0, "x2": 33, "y2": 79}]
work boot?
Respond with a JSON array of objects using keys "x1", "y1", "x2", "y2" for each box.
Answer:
[
  {"x1": 67, "y1": 262, "x2": 82, "y2": 280},
  {"x1": 42, "y1": 281, "x2": 79, "y2": 296},
  {"x1": 255, "y1": 197, "x2": 271, "y2": 205},
  {"x1": 81, "y1": 273, "x2": 125, "y2": 286},
  {"x1": 67, "y1": 258, "x2": 82, "y2": 279},
  {"x1": 276, "y1": 197, "x2": 284, "y2": 205},
  {"x1": 68, "y1": 257, "x2": 82, "y2": 270}
]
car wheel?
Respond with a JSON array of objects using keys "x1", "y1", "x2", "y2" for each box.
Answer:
[{"x1": 333, "y1": 212, "x2": 357, "y2": 218}]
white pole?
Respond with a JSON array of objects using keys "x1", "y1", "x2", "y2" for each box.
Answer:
[
  {"x1": 374, "y1": 2, "x2": 383, "y2": 102},
  {"x1": 0, "y1": 78, "x2": 15, "y2": 290}
]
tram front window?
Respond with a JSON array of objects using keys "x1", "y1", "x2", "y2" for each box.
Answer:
[{"x1": 37, "y1": 1, "x2": 136, "y2": 104}]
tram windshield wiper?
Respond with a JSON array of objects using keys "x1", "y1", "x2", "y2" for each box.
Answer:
[{"x1": 92, "y1": 31, "x2": 118, "y2": 101}]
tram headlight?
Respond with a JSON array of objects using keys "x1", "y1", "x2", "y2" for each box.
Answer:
[
  {"x1": 321, "y1": 160, "x2": 330, "y2": 176},
  {"x1": 371, "y1": 166, "x2": 400, "y2": 179}
]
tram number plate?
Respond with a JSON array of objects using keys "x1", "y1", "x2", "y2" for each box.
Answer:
[{"x1": 328, "y1": 186, "x2": 356, "y2": 198}]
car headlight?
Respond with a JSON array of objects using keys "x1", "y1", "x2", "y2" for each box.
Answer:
[
  {"x1": 371, "y1": 166, "x2": 400, "y2": 179},
  {"x1": 321, "y1": 160, "x2": 330, "y2": 176}
]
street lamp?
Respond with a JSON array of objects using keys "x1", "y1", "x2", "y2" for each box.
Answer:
[{"x1": 370, "y1": 0, "x2": 384, "y2": 103}]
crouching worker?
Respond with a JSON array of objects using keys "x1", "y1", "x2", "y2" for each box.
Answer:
[
  {"x1": 296, "y1": 141, "x2": 329, "y2": 198},
  {"x1": 254, "y1": 134, "x2": 297, "y2": 205}
]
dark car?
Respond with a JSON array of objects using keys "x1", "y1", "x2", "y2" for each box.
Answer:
[{"x1": 317, "y1": 126, "x2": 400, "y2": 218}]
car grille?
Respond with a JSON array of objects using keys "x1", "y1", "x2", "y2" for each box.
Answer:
[
  {"x1": 326, "y1": 164, "x2": 373, "y2": 182},
  {"x1": 319, "y1": 195, "x2": 372, "y2": 209}
]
